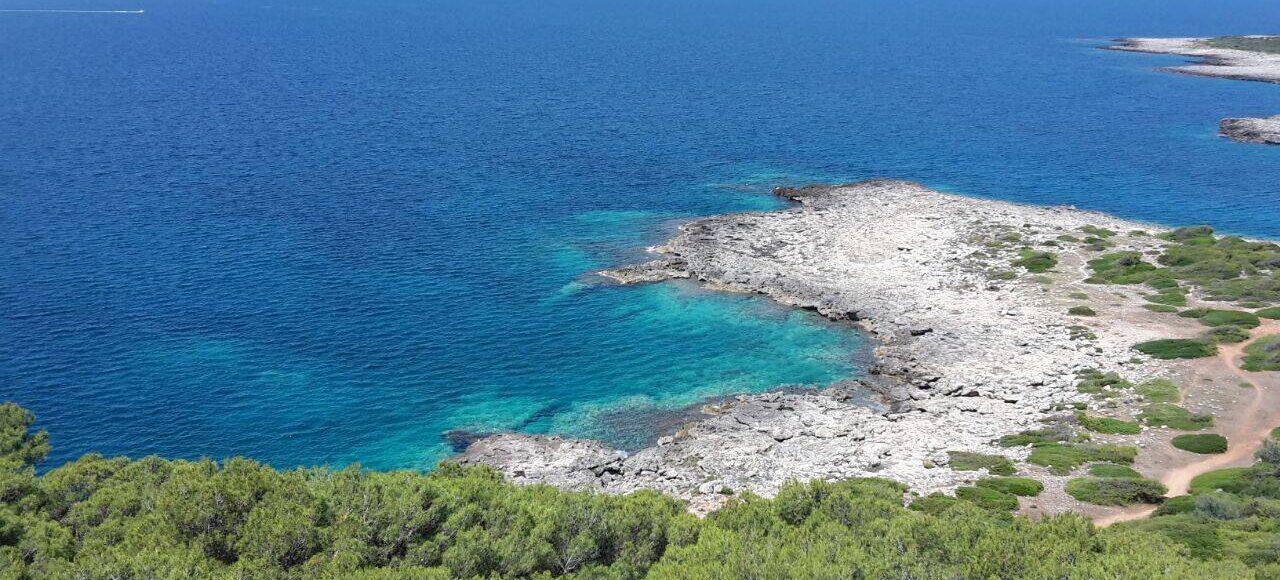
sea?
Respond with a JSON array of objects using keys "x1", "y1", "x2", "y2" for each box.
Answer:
[{"x1": 2, "y1": 0, "x2": 1277, "y2": 470}]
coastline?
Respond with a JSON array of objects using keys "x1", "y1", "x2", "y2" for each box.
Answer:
[
  {"x1": 1107, "y1": 37, "x2": 1280, "y2": 144},
  {"x1": 460, "y1": 180, "x2": 1280, "y2": 518}
]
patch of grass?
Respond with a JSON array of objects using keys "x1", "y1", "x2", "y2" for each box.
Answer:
[
  {"x1": 1068, "y1": 292, "x2": 1089, "y2": 300},
  {"x1": 1086, "y1": 251, "x2": 1161, "y2": 284},
  {"x1": 1153, "y1": 495, "x2": 1196, "y2": 516},
  {"x1": 1172, "y1": 434, "x2": 1228, "y2": 454},
  {"x1": 1135, "y1": 379, "x2": 1179, "y2": 403},
  {"x1": 1068, "y1": 325, "x2": 1096, "y2": 341},
  {"x1": 1189, "y1": 467, "x2": 1253, "y2": 494},
  {"x1": 1089, "y1": 463, "x2": 1142, "y2": 479},
  {"x1": 1133, "y1": 339, "x2": 1216, "y2": 360},
  {"x1": 1075, "y1": 370, "x2": 1131, "y2": 397},
  {"x1": 1140, "y1": 403, "x2": 1213, "y2": 431},
  {"x1": 976, "y1": 476, "x2": 1043, "y2": 497},
  {"x1": 955, "y1": 486, "x2": 1019, "y2": 511},
  {"x1": 1027, "y1": 443, "x2": 1136, "y2": 475},
  {"x1": 1201, "y1": 325, "x2": 1251, "y2": 344},
  {"x1": 1144, "y1": 304, "x2": 1179, "y2": 313},
  {"x1": 1076, "y1": 412, "x2": 1141, "y2": 435},
  {"x1": 1014, "y1": 250, "x2": 1058, "y2": 273},
  {"x1": 1192, "y1": 309, "x2": 1261, "y2": 329},
  {"x1": 1257, "y1": 306, "x2": 1280, "y2": 320},
  {"x1": 1056, "y1": 234, "x2": 1080, "y2": 243},
  {"x1": 1242, "y1": 335, "x2": 1280, "y2": 372},
  {"x1": 997, "y1": 425, "x2": 1073, "y2": 447},
  {"x1": 907, "y1": 493, "x2": 962, "y2": 515},
  {"x1": 1065, "y1": 476, "x2": 1167, "y2": 506},
  {"x1": 948, "y1": 451, "x2": 1015, "y2": 476},
  {"x1": 1067, "y1": 306, "x2": 1096, "y2": 316},
  {"x1": 1205, "y1": 36, "x2": 1280, "y2": 55},
  {"x1": 990, "y1": 270, "x2": 1017, "y2": 281},
  {"x1": 1145, "y1": 291, "x2": 1188, "y2": 306},
  {"x1": 1081, "y1": 225, "x2": 1116, "y2": 238}
]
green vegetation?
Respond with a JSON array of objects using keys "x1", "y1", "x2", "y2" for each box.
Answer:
[
  {"x1": 1144, "y1": 304, "x2": 1179, "y2": 313},
  {"x1": 947, "y1": 451, "x2": 1015, "y2": 476},
  {"x1": 1067, "y1": 306, "x2": 1096, "y2": 316},
  {"x1": 1081, "y1": 225, "x2": 1116, "y2": 238},
  {"x1": 1242, "y1": 335, "x2": 1280, "y2": 372},
  {"x1": 1027, "y1": 443, "x2": 1137, "y2": 475},
  {"x1": 955, "y1": 486, "x2": 1019, "y2": 511},
  {"x1": 1068, "y1": 292, "x2": 1089, "y2": 300},
  {"x1": 1188, "y1": 467, "x2": 1253, "y2": 495},
  {"x1": 1135, "y1": 378, "x2": 1180, "y2": 403},
  {"x1": 1172, "y1": 434, "x2": 1229, "y2": 454},
  {"x1": 976, "y1": 477, "x2": 1044, "y2": 497},
  {"x1": 1075, "y1": 370, "x2": 1131, "y2": 397},
  {"x1": 1089, "y1": 463, "x2": 1143, "y2": 479},
  {"x1": 1140, "y1": 403, "x2": 1213, "y2": 431},
  {"x1": 1180, "y1": 308, "x2": 1262, "y2": 329},
  {"x1": 1065, "y1": 477, "x2": 1167, "y2": 506},
  {"x1": 1086, "y1": 252, "x2": 1160, "y2": 284},
  {"x1": 1205, "y1": 35, "x2": 1280, "y2": 54},
  {"x1": 1134, "y1": 339, "x2": 1217, "y2": 360},
  {"x1": 1076, "y1": 412, "x2": 1141, "y2": 435},
  {"x1": 1013, "y1": 249, "x2": 1057, "y2": 273},
  {"x1": 996, "y1": 424, "x2": 1074, "y2": 447},
  {"x1": 2, "y1": 404, "x2": 1257, "y2": 578},
  {"x1": 1202, "y1": 325, "x2": 1252, "y2": 344},
  {"x1": 1257, "y1": 306, "x2": 1280, "y2": 319}
]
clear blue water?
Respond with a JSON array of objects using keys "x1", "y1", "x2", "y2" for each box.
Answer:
[{"x1": 2, "y1": 0, "x2": 1278, "y2": 470}]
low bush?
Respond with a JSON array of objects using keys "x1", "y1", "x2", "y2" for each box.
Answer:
[
  {"x1": 1076, "y1": 412, "x2": 1141, "y2": 435},
  {"x1": 1089, "y1": 463, "x2": 1142, "y2": 479},
  {"x1": 1140, "y1": 403, "x2": 1213, "y2": 430},
  {"x1": 1028, "y1": 442, "x2": 1136, "y2": 475},
  {"x1": 1067, "y1": 306, "x2": 1096, "y2": 316},
  {"x1": 1081, "y1": 225, "x2": 1117, "y2": 238},
  {"x1": 1014, "y1": 250, "x2": 1058, "y2": 273},
  {"x1": 1068, "y1": 292, "x2": 1089, "y2": 299},
  {"x1": 948, "y1": 451, "x2": 1016, "y2": 475},
  {"x1": 955, "y1": 486, "x2": 1019, "y2": 511},
  {"x1": 1076, "y1": 370, "x2": 1131, "y2": 397},
  {"x1": 1242, "y1": 335, "x2": 1280, "y2": 372},
  {"x1": 1191, "y1": 309, "x2": 1262, "y2": 329},
  {"x1": 1065, "y1": 476, "x2": 1167, "y2": 506},
  {"x1": 1145, "y1": 304, "x2": 1179, "y2": 313},
  {"x1": 1258, "y1": 306, "x2": 1280, "y2": 319},
  {"x1": 1087, "y1": 251, "x2": 1161, "y2": 284},
  {"x1": 996, "y1": 425, "x2": 1073, "y2": 447},
  {"x1": 1154, "y1": 495, "x2": 1196, "y2": 516},
  {"x1": 977, "y1": 476, "x2": 1044, "y2": 497},
  {"x1": 1134, "y1": 339, "x2": 1217, "y2": 360},
  {"x1": 1189, "y1": 467, "x2": 1253, "y2": 494},
  {"x1": 1135, "y1": 379, "x2": 1180, "y2": 403},
  {"x1": 1202, "y1": 325, "x2": 1251, "y2": 344},
  {"x1": 1172, "y1": 434, "x2": 1228, "y2": 454},
  {"x1": 1146, "y1": 291, "x2": 1188, "y2": 306},
  {"x1": 907, "y1": 493, "x2": 961, "y2": 514}
]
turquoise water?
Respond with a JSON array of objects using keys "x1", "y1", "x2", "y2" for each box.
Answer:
[{"x1": 1, "y1": 0, "x2": 1278, "y2": 470}]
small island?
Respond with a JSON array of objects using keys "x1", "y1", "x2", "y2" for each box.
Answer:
[{"x1": 1109, "y1": 36, "x2": 1280, "y2": 144}]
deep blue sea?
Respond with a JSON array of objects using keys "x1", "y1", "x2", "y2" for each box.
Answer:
[{"x1": 2, "y1": 0, "x2": 1278, "y2": 470}]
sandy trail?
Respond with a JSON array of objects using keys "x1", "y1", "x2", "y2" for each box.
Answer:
[{"x1": 1096, "y1": 320, "x2": 1280, "y2": 527}]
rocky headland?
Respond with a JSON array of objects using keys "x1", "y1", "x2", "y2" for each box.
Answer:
[
  {"x1": 1109, "y1": 36, "x2": 1280, "y2": 145},
  {"x1": 460, "y1": 180, "x2": 1280, "y2": 517}
]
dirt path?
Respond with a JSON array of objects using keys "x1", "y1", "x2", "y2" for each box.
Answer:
[{"x1": 1095, "y1": 320, "x2": 1280, "y2": 527}]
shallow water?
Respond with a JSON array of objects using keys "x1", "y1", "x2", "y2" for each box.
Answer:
[{"x1": 1, "y1": 0, "x2": 1278, "y2": 469}]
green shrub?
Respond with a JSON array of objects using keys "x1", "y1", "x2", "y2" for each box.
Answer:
[
  {"x1": 1161, "y1": 225, "x2": 1216, "y2": 242},
  {"x1": 1172, "y1": 434, "x2": 1228, "y2": 454},
  {"x1": 1258, "y1": 307, "x2": 1280, "y2": 319},
  {"x1": 907, "y1": 493, "x2": 962, "y2": 514},
  {"x1": 1202, "y1": 325, "x2": 1251, "y2": 344},
  {"x1": 1028, "y1": 443, "x2": 1136, "y2": 475},
  {"x1": 1189, "y1": 467, "x2": 1253, "y2": 494},
  {"x1": 1014, "y1": 250, "x2": 1058, "y2": 273},
  {"x1": 1068, "y1": 292, "x2": 1089, "y2": 299},
  {"x1": 1134, "y1": 339, "x2": 1217, "y2": 360},
  {"x1": 1089, "y1": 463, "x2": 1142, "y2": 478},
  {"x1": 955, "y1": 486, "x2": 1019, "y2": 511},
  {"x1": 1144, "y1": 304, "x2": 1179, "y2": 313},
  {"x1": 1146, "y1": 291, "x2": 1188, "y2": 306},
  {"x1": 1065, "y1": 476, "x2": 1167, "y2": 505},
  {"x1": 1075, "y1": 370, "x2": 1131, "y2": 397},
  {"x1": 1242, "y1": 335, "x2": 1280, "y2": 372},
  {"x1": 1140, "y1": 403, "x2": 1213, "y2": 430},
  {"x1": 1076, "y1": 412, "x2": 1141, "y2": 435},
  {"x1": 1067, "y1": 306, "x2": 1096, "y2": 316},
  {"x1": 947, "y1": 451, "x2": 1015, "y2": 475},
  {"x1": 997, "y1": 425, "x2": 1073, "y2": 447},
  {"x1": 1087, "y1": 252, "x2": 1161, "y2": 284},
  {"x1": 976, "y1": 477, "x2": 1044, "y2": 497},
  {"x1": 1154, "y1": 495, "x2": 1196, "y2": 516},
  {"x1": 1192, "y1": 309, "x2": 1262, "y2": 329},
  {"x1": 1081, "y1": 225, "x2": 1116, "y2": 238},
  {"x1": 1135, "y1": 379, "x2": 1180, "y2": 403}
]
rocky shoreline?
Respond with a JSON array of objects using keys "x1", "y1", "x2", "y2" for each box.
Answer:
[
  {"x1": 1108, "y1": 37, "x2": 1280, "y2": 145},
  {"x1": 459, "y1": 180, "x2": 1192, "y2": 513}
]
